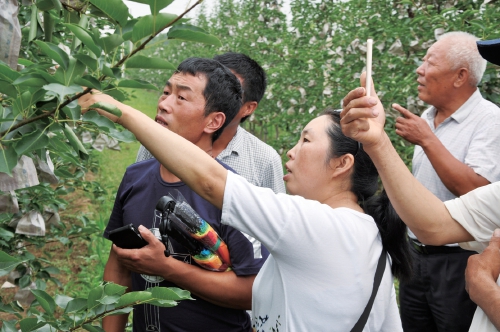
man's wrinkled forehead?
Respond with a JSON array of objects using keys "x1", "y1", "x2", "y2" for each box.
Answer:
[{"x1": 165, "y1": 72, "x2": 207, "y2": 94}]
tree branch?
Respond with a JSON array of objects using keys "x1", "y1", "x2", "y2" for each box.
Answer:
[{"x1": 0, "y1": 0, "x2": 202, "y2": 138}]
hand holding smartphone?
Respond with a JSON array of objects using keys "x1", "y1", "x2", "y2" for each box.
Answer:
[{"x1": 108, "y1": 223, "x2": 148, "y2": 249}]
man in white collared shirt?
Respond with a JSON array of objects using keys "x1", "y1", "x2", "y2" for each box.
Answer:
[
  {"x1": 340, "y1": 36, "x2": 500, "y2": 332},
  {"x1": 391, "y1": 31, "x2": 500, "y2": 332}
]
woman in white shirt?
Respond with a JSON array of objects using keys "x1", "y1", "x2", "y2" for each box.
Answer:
[{"x1": 80, "y1": 91, "x2": 412, "y2": 331}]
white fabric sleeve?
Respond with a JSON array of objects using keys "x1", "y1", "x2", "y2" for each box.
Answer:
[
  {"x1": 222, "y1": 171, "x2": 308, "y2": 252},
  {"x1": 444, "y1": 182, "x2": 500, "y2": 252},
  {"x1": 464, "y1": 122, "x2": 500, "y2": 183}
]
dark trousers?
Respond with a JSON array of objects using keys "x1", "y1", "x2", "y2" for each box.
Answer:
[{"x1": 399, "y1": 243, "x2": 477, "y2": 332}]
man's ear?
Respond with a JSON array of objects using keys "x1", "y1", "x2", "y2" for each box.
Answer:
[
  {"x1": 329, "y1": 154, "x2": 355, "y2": 179},
  {"x1": 454, "y1": 68, "x2": 469, "y2": 88},
  {"x1": 240, "y1": 101, "x2": 258, "y2": 118},
  {"x1": 204, "y1": 112, "x2": 226, "y2": 135}
]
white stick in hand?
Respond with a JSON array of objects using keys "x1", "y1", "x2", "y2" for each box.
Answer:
[{"x1": 366, "y1": 39, "x2": 373, "y2": 97}]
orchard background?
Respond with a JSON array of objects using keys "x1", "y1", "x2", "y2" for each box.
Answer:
[{"x1": 0, "y1": 0, "x2": 498, "y2": 330}]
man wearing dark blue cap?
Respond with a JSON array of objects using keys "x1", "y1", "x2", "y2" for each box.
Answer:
[
  {"x1": 392, "y1": 31, "x2": 500, "y2": 332},
  {"x1": 477, "y1": 38, "x2": 500, "y2": 66},
  {"x1": 340, "y1": 37, "x2": 500, "y2": 332}
]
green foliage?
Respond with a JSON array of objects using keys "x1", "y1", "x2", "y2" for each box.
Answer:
[
  {"x1": 2, "y1": 0, "x2": 500, "y2": 328},
  {"x1": 0, "y1": 0, "x2": 211, "y2": 328},
  {"x1": 0, "y1": 267, "x2": 192, "y2": 332},
  {"x1": 0, "y1": 0, "x2": 219, "y2": 175},
  {"x1": 129, "y1": 0, "x2": 500, "y2": 168}
]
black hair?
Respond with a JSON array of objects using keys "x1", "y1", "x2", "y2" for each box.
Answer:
[
  {"x1": 213, "y1": 52, "x2": 267, "y2": 123},
  {"x1": 175, "y1": 57, "x2": 242, "y2": 142},
  {"x1": 321, "y1": 108, "x2": 413, "y2": 282}
]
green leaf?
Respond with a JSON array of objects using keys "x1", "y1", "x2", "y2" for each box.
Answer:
[
  {"x1": 18, "y1": 318, "x2": 47, "y2": 332},
  {"x1": 43, "y1": 83, "x2": 83, "y2": 102},
  {"x1": 31, "y1": 324, "x2": 54, "y2": 332},
  {"x1": 13, "y1": 74, "x2": 48, "y2": 87},
  {"x1": 106, "y1": 307, "x2": 134, "y2": 316},
  {"x1": 0, "y1": 227, "x2": 15, "y2": 242},
  {"x1": 0, "y1": 251, "x2": 24, "y2": 274},
  {"x1": 31, "y1": 71, "x2": 61, "y2": 84},
  {"x1": 147, "y1": 299, "x2": 178, "y2": 307},
  {"x1": 33, "y1": 41, "x2": 70, "y2": 70},
  {"x1": 19, "y1": 275, "x2": 31, "y2": 289},
  {"x1": 43, "y1": 10, "x2": 54, "y2": 43},
  {"x1": 88, "y1": 0, "x2": 129, "y2": 26},
  {"x1": 87, "y1": 284, "x2": 104, "y2": 310},
  {"x1": 64, "y1": 297, "x2": 87, "y2": 313},
  {"x1": 102, "y1": 65, "x2": 121, "y2": 79},
  {"x1": 0, "y1": 62, "x2": 21, "y2": 82},
  {"x1": 61, "y1": 100, "x2": 81, "y2": 120},
  {"x1": 14, "y1": 130, "x2": 49, "y2": 155},
  {"x1": 0, "y1": 300, "x2": 23, "y2": 315},
  {"x1": 54, "y1": 294, "x2": 73, "y2": 309},
  {"x1": 0, "y1": 79, "x2": 18, "y2": 97},
  {"x1": 132, "y1": 13, "x2": 177, "y2": 42},
  {"x1": 36, "y1": 0, "x2": 56, "y2": 11},
  {"x1": 64, "y1": 24, "x2": 101, "y2": 57},
  {"x1": 148, "y1": 287, "x2": 192, "y2": 301},
  {"x1": 121, "y1": 19, "x2": 138, "y2": 41},
  {"x1": 62, "y1": 58, "x2": 86, "y2": 86},
  {"x1": 117, "y1": 79, "x2": 157, "y2": 90},
  {"x1": 116, "y1": 291, "x2": 152, "y2": 307},
  {"x1": 126, "y1": 55, "x2": 175, "y2": 70},
  {"x1": 31, "y1": 89, "x2": 50, "y2": 104},
  {"x1": 104, "y1": 282, "x2": 128, "y2": 296},
  {"x1": 87, "y1": 103, "x2": 123, "y2": 117},
  {"x1": 1, "y1": 320, "x2": 18, "y2": 332},
  {"x1": 0, "y1": 146, "x2": 18, "y2": 177},
  {"x1": 147, "y1": 0, "x2": 174, "y2": 15},
  {"x1": 83, "y1": 324, "x2": 105, "y2": 332},
  {"x1": 83, "y1": 110, "x2": 118, "y2": 132},
  {"x1": 103, "y1": 84, "x2": 126, "y2": 101},
  {"x1": 71, "y1": 14, "x2": 90, "y2": 50},
  {"x1": 18, "y1": 59, "x2": 34, "y2": 67},
  {"x1": 29, "y1": 5, "x2": 38, "y2": 42},
  {"x1": 48, "y1": 136, "x2": 73, "y2": 155},
  {"x1": 63, "y1": 124, "x2": 88, "y2": 157},
  {"x1": 31, "y1": 289, "x2": 56, "y2": 315},
  {"x1": 98, "y1": 34, "x2": 124, "y2": 54},
  {"x1": 50, "y1": 0, "x2": 64, "y2": 11},
  {"x1": 469, "y1": 20, "x2": 485, "y2": 30},
  {"x1": 13, "y1": 91, "x2": 32, "y2": 114},
  {"x1": 108, "y1": 128, "x2": 136, "y2": 142},
  {"x1": 74, "y1": 54, "x2": 98, "y2": 71},
  {"x1": 74, "y1": 75, "x2": 102, "y2": 90},
  {"x1": 167, "y1": 24, "x2": 222, "y2": 46},
  {"x1": 98, "y1": 294, "x2": 121, "y2": 305}
]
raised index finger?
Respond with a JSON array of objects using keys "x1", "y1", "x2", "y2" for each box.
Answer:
[{"x1": 392, "y1": 103, "x2": 414, "y2": 117}]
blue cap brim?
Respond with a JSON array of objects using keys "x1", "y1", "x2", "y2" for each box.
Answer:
[{"x1": 477, "y1": 39, "x2": 500, "y2": 66}]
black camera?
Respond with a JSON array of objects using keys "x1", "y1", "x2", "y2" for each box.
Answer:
[
  {"x1": 155, "y1": 196, "x2": 205, "y2": 258},
  {"x1": 155, "y1": 194, "x2": 231, "y2": 272}
]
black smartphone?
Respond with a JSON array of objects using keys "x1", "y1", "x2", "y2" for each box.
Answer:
[{"x1": 108, "y1": 223, "x2": 148, "y2": 249}]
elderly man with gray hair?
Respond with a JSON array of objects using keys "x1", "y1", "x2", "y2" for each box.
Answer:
[{"x1": 391, "y1": 31, "x2": 500, "y2": 332}]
